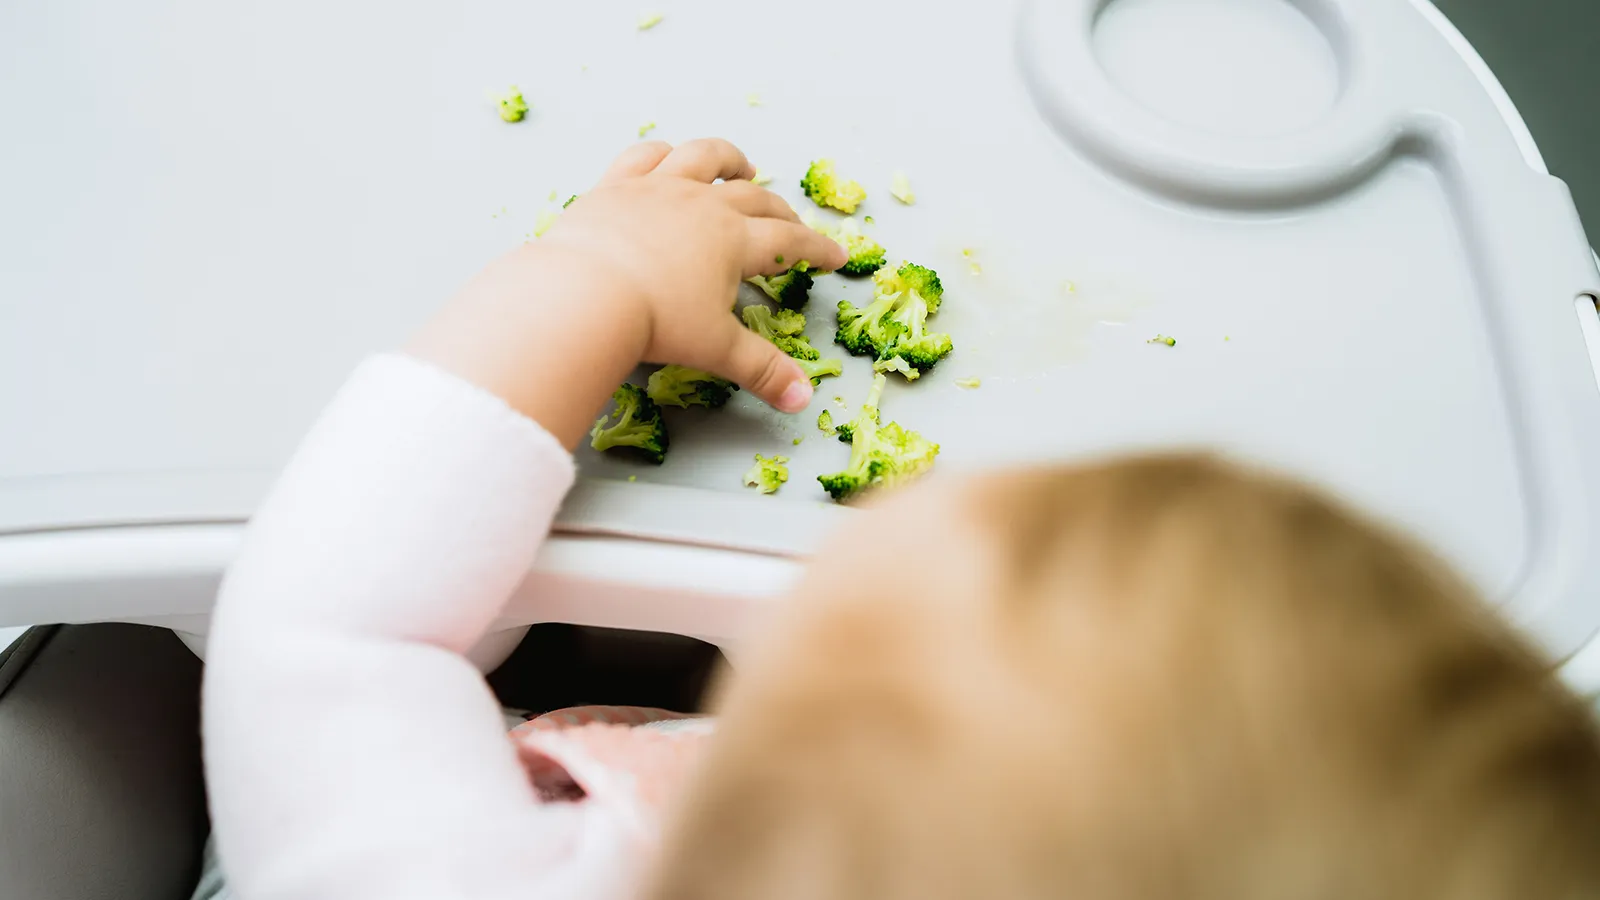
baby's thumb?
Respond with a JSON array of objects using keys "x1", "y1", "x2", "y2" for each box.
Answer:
[{"x1": 722, "y1": 328, "x2": 814, "y2": 413}]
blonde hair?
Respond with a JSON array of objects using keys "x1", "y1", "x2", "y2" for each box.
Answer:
[{"x1": 646, "y1": 455, "x2": 1600, "y2": 900}]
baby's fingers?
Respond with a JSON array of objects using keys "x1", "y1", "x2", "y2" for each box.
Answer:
[
  {"x1": 653, "y1": 138, "x2": 756, "y2": 183},
  {"x1": 718, "y1": 180, "x2": 801, "y2": 223},
  {"x1": 743, "y1": 219, "x2": 849, "y2": 277},
  {"x1": 597, "y1": 141, "x2": 674, "y2": 184}
]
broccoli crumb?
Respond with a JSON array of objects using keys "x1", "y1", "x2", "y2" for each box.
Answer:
[
  {"x1": 627, "y1": 475, "x2": 638, "y2": 482},
  {"x1": 955, "y1": 377, "x2": 982, "y2": 389},
  {"x1": 1063, "y1": 280, "x2": 1077, "y2": 294},
  {"x1": 801, "y1": 159, "x2": 867, "y2": 214},
  {"x1": 775, "y1": 255, "x2": 784, "y2": 264},
  {"x1": 792, "y1": 437, "x2": 803, "y2": 446},
  {"x1": 889, "y1": 172, "x2": 916, "y2": 205},
  {"x1": 637, "y1": 12, "x2": 664, "y2": 30},
  {"x1": 743, "y1": 454, "x2": 790, "y2": 494},
  {"x1": 547, "y1": 191, "x2": 558, "y2": 202},
  {"x1": 1149, "y1": 335, "x2": 1177, "y2": 347},
  {"x1": 495, "y1": 87, "x2": 529, "y2": 123},
  {"x1": 817, "y1": 410, "x2": 834, "y2": 434},
  {"x1": 563, "y1": 194, "x2": 579, "y2": 208},
  {"x1": 751, "y1": 169, "x2": 774, "y2": 186},
  {"x1": 638, "y1": 121, "x2": 657, "y2": 138},
  {"x1": 863, "y1": 215, "x2": 875, "y2": 224},
  {"x1": 833, "y1": 396, "x2": 847, "y2": 408},
  {"x1": 532, "y1": 209, "x2": 560, "y2": 238},
  {"x1": 961, "y1": 248, "x2": 982, "y2": 276},
  {"x1": 746, "y1": 92, "x2": 763, "y2": 107}
]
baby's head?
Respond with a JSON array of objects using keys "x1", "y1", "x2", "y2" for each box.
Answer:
[{"x1": 647, "y1": 455, "x2": 1600, "y2": 899}]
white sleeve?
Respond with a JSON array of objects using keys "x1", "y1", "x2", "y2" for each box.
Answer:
[{"x1": 201, "y1": 354, "x2": 585, "y2": 900}]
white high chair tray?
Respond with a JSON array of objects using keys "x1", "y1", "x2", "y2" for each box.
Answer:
[{"x1": 2, "y1": 0, "x2": 1599, "y2": 656}]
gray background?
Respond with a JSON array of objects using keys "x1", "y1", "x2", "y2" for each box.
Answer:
[{"x1": 1433, "y1": 0, "x2": 1600, "y2": 236}]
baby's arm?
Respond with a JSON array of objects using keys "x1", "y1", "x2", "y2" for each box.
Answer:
[{"x1": 202, "y1": 139, "x2": 845, "y2": 900}]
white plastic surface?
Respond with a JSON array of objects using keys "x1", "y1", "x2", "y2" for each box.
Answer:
[{"x1": 2, "y1": 0, "x2": 1599, "y2": 656}]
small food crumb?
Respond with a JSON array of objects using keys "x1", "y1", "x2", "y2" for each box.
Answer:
[
  {"x1": 775, "y1": 255, "x2": 784, "y2": 264},
  {"x1": 495, "y1": 86, "x2": 529, "y2": 123},
  {"x1": 627, "y1": 475, "x2": 638, "y2": 482},
  {"x1": 563, "y1": 194, "x2": 579, "y2": 208},
  {"x1": 863, "y1": 215, "x2": 874, "y2": 224},
  {"x1": 547, "y1": 190, "x2": 558, "y2": 202},
  {"x1": 1224, "y1": 335, "x2": 1231, "y2": 342},
  {"x1": 637, "y1": 12, "x2": 664, "y2": 30},
  {"x1": 1063, "y1": 280, "x2": 1077, "y2": 294},
  {"x1": 491, "y1": 205, "x2": 508, "y2": 219},
  {"x1": 792, "y1": 437, "x2": 803, "y2": 446},
  {"x1": 532, "y1": 209, "x2": 560, "y2": 238},
  {"x1": 955, "y1": 377, "x2": 982, "y2": 389},
  {"x1": 817, "y1": 410, "x2": 834, "y2": 434},
  {"x1": 746, "y1": 92, "x2": 763, "y2": 107},
  {"x1": 638, "y1": 121, "x2": 657, "y2": 138},
  {"x1": 1148, "y1": 335, "x2": 1177, "y2": 347},
  {"x1": 751, "y1": 169, "x2": 773, "y2": 186},
  {"x1": 833, "y1": 396, "x2": 848, "y2": 409},
  {"x1": 962, "y1": 247, "x2": 982, "y2": 276},
  {"x1": 889, "y1": 171, "x2": 916, "y2": 205}
]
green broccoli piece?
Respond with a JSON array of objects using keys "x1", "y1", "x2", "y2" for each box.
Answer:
[
  {"x1": 817, "y1": 374, "x2": 938, "y2": 501},
  {"x1": 742, "y1": 454, "x2": 790, "y2": 494},
  {"x1": 589, "y1": 384, "x2": 669, "y2": 464},
  {"x1": 646, "y1": 365, "x2": 735, "y2": 409},
  {"x1": 872, "y1": 356, "x2": 921, "y2": 382},
  {"x1": 796, "y1": 356, "x2": 843, "y2": 386},
  {"x1": 800, "y1": 159, "x2": 867, "y2": 214},
  {"x1": 741, "y1": 304, "x2": 815, "y2": 358},
  {"x1": 746, "y1": 264, "x2": 814, "y2": 311},
  {"x1": 817, "y1": 410, "x2": 834, "y2": 434},
  {"x1": 496, "y1": 87, "x2": 529, "y2": 123},
  {"x1": 874, "y1": 262, "x2": 944, "y2": 313},
  {"x1": 562, "y1": 194, "x2": 579, "y2": 208},
  {"x1": 812, "y1": 217, "x2": 886, "y2": 276},
  {"x1": 834, "y1": 293, "x2": 903, "y2": 359}
]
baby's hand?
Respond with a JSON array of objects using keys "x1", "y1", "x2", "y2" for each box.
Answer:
[
  {"x1": 409, "y1": 139, "x2": 848, "y2": 449},
  {"x1": 545, "y1": 139, "x2": 846, "y2": 408}
]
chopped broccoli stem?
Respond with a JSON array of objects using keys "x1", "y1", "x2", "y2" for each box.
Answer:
[
  {"x1": 590, "y1": 384, "x2": 669, "y2": 464},
  {"x1": 817, "y1": 410, "x2": 834, "y2": 434},
  {"x1": 751, "y1": 169, "x2": 774, "y2": 186},
  {"x1": 746, "y1": 264, "x2": 813, "y2": 311},
  {"x1": 812, "y1": 217, "x2": 886, "y2": 276},
  {"x1": 889, "y1": 171, "x2": 916, "y2": 205},
  {"x1": 637, "y1": 12, "x2": 664, "y2": 29},
  {"x1": 800, "y1": 159, "x2": 867, "y2": 214},
  {"x1": 646, "y1": 365, "x2": 736, "y2": 409},
  {"x1": 495, "y1": 87, "x2": 529, "y2": 123},
  {"x1": 797, "y1": 356, "x2": 843, "y2": 385},
  {"x1": 1149, "y1": 335, "x2": 1177, "y2": 347},
  {"x1": 743, "y1": 454, "x2": 790, "y2": 494},
  {"x1": 955, "y1": 377, "x2": 982, "y2": 389},
  {"x1": 873, "y1": 356, "x2": 920, "y2": 381},
  {"x1": 817, "y1": 374, "x2": 939, "y2": 502}
]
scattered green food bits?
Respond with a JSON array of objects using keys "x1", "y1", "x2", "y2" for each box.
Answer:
[
  {"x1": 889, "y1": 172, "x2": 916, "y2": 205},
  {"x1": 961, "y1": 248, "x2": 981, "y2": 276},
  {"x1": 863, "y1": 215, "x2": 874, "y2": 224},
  {"x1": 792, "y1": 437, "x2": 803, "y2": 446},
  {"x1": 746, "y1": 92, "x2": 763, "y2": 107},
  {"x1": 638, "y1": 121, "x2": 656, "y2": 138},
  {"x1": 1149, "y1": 335, "x2": 1177, "y2": 347},
  {"x1": 627, "y1": 475, "x2": 638, "y2": 482},
  {"x1": 955, "y1": 377, "x2": 982, "y2": 389},
  {"x1": 637, "y1": 12, "x2": 664, "y2": 30},
  {"x1": 495, "y1": 87, "x2": 529, "y2": 123}
]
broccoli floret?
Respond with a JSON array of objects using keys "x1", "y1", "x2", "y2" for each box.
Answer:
[
  {"x1": 834, "y1": 294, "x2": 903, "y2": 358},
  {"x1": 796, "y1": 356, "x2": 843, "y2": 385},
  {"x1": 646, "y1": 365, "x2": 735, "y2": 409},
  {"x1": 742, "y1": 454, "x2": 790, "y2": 494},
  {"x1": 872, "y1": 356, "x2": 921, "y2": 382},
  {"x1": 874, "y1": 262, "x2": 945, "y2": 314},
  {"x1": 741, "y1": 304, "x2": 818, "y2": 360},
  {"x1": 496, "y1": 87, "x2": 529, "y2": 123},
  {"x1": 589, "y1": 384, "x2": 669, "y2": 464},
  {"x1": 813, "y1": 217, "x2": 886, "y2": 276},
  {"x1": 800, "y1": 159, "x2": 867, "y2": 214},
  {"x1": 746, "y1": 264, "x2": 813, "y2": 310},
  {"x1": 817, "y1": 374, "x2": 938, "y2": 501}
]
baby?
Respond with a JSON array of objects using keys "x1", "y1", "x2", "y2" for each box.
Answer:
[{"x1": 202, "y1": 139, "x2": 1600, "y2": 899}]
